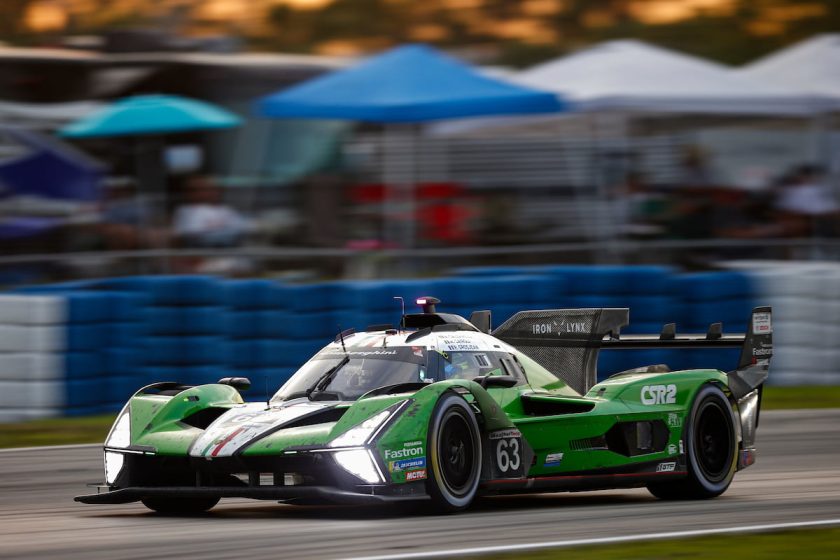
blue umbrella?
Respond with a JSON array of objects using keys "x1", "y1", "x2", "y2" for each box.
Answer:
[{"x1": 59, "y1": 94, "x2": 241, "y2": 138}]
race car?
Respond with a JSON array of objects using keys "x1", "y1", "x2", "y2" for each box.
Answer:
[{"x1": 76, "y1": 297, "x2": 772, "y2": 513}]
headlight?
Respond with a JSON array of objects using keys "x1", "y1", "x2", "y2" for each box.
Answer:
[
  {"x1": 333, "y1": 449, "x2": 383, "y2": 484},
  {"x1": 104, "y1": 452, "x2": 125, "y2": 485},
  {"x1": 328, "y1": 409, "x2": 392, "y2": 448},
  {"x1": 104, "y1": 407, "x2": 130, "y2": 485},
  {"x1": 105, "y1": 408, "x2": 131, "y2": 449}
]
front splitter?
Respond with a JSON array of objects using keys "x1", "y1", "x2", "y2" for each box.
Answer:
[{"x1": 75, "y1": 485, "x2": 427, "y2": 505}]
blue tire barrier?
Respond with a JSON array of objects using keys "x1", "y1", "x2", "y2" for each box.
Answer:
[
  {"x1": 146, "y1": 306, "x2": 228, "y2": 336},
  {"x1": 225, "y1": 279, "x2": 285, "y2": 310},
  {"x1": 66, "y1": 324, "x2": 108, "y2": 351},
  {"x1": 64, "y1": 352, "x2": 105, "y2": 380},
  {"x1": 1, "y1": 266, "x2": 770, "y2": 421},
  {"x1": 672, "y1": 272, "x2": 752, "y2": 302},
  {"x1": 226, "y1": 310, "x2": 288, "y2": 339},
  {"x1": 145, "y1": 336, "x2": 229, "y2": 366}
]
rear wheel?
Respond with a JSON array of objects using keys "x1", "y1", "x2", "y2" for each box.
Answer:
[
  {"x1": 426, "y1": 393, "x2": 482, "y2": 513},
  {"x1": 141, "y1": 496, "x2": 219, "y2": 514},
  {"x1": 648, "y1": 384, "x2": 737, "y2": 500}
]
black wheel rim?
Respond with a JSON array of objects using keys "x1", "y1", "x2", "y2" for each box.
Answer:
[
  {"x1": 438, "y1": 410, "x2": 475, "y2": 496},
  {"x1": 694, "y1": 400, "x2": 733, "y2": 483}
]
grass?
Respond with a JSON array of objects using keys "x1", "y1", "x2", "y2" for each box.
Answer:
[
  {"x1": 479, "y1": 527, "x2": 840, "y2": 560},
  {"x1": 0, "y1": 414, "x2": 115, "y2": 449},
  {"x1": 761, "y1": 385, "x2": 840, "y2": 410},
  {"x1": 0, "y1": 386, "x2": 836, "y2": 449}
]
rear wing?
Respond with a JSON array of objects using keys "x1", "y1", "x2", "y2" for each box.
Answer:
[{"x1": 492, "y1": 307, "x2": 772, "y2": 396}]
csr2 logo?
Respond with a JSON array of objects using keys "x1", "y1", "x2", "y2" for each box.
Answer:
[{"x1": 641, "y1": 384, "x2": 677, "y2": 405}]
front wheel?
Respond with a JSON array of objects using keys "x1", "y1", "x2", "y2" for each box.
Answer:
[
  {"x1": 648, "y1": 384, "x2": 738, "y2": 500},
  {"x1": 141, "y1": 496, "x2": 219, "y2": 514},
  {"x1": 426, "y1": 393, "x2": 482, "y2": 513}
]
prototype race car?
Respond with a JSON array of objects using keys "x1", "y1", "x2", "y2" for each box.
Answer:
[{"x1": 76, "y1": 297, "x2": 772, "y2": 513}]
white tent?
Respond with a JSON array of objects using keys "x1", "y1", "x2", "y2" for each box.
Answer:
[
  {"x1": 431, "y1": 39, "x2": 825, "y2": 137},
  {"x1": 514, "y1": 39, "x2": 823, "y2": 115},
  {"x1": 737, "y1": 34, "x2": 840, "y2": 99}
]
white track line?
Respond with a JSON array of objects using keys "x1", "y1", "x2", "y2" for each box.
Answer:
[
  {"x1": 0, "y1": 443, "x2": 100, "y2": 454},
  {"x1": 343, "y1": 518, "x2": 840, "y2": 560}
]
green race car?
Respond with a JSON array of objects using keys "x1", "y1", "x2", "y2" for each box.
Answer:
[{"x1": 76, "y1": 297, "x2": 772, "y2": 513}]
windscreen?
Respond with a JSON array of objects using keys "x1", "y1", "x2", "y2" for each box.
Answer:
[{"x1": 271, "y1": 346, "x2": 427, "y2": 402}]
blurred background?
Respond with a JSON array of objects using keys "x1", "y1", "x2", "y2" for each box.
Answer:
[{"x1": 1, "y1": 0, "x2": 839, "y2": 421}]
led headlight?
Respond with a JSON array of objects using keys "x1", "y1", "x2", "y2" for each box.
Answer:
[
  {"x1": 103, "y1": 407, "x2": 130, "y2": 485},
  {"x1": 104, "y1": 452, "x2": 125, "y2": 485},
  {"x1": 328, "y1": 409, "x2": 392, "y2": 448},
  {"x1": 333, "y1": 449, "x2": 383, "y2": 484},
  {"x1": 105, "y1": 408, "x2": 131, "y2": 449}
]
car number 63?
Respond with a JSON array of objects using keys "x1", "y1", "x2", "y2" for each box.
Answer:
[{"x1": 496, "y1": 438, "x2": 521, "y2": 473}]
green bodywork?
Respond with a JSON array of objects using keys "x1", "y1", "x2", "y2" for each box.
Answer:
[{"x1": 119, "y1": 350, "x2": 733, "y2": 484}]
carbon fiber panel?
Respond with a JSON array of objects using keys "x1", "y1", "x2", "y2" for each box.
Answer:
[{"x1": 493, "y1": 308, "x2": 628, "y2": 394}]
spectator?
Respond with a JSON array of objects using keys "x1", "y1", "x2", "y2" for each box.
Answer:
[
  {"x1": 172, "y1": 176, "x2": 253, "y2": 274},
  {"x1": 774, "y1": 165, "x2": 839, "y2": 237},
  {"x1": 173, "y1": 176, "x2": 250, "y2": 248},
  {"x1": 99, "y1": 177, "x2": 162, "y2": 250}
]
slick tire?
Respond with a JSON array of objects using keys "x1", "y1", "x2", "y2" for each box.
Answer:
[
  {"x1": 141, "y1": 496, "x2": 220, "y2": 514},
  {"x1": 426, "y1": 393, "x2": 482, "y2": 513},
  {"x1": 648, "y1": 384, "x2": 738, "y2": 500}
]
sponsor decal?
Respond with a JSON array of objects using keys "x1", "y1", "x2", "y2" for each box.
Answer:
[
  {"x1": 489, "y1": 429, "x2": 522, "y2": 440},
  {"x1": 753, "y1": 312, "x2": 772, "y2": 335},
  {"x1": 679, "y1": 440, "x2": 684, "y2": 454},
  {"x1": 641, "y1": 384, "x2": 677, "y2": 405},
  {"x1": 439, "y1": 336, "x2": 481, "y2": 351},
  {"x1": 667, "y1": 413, "x2": 682, "y2": 428},
  {"x1": 531, "y1": 320, "x2": 587, "y2": 335},
  {"x1": 390, "y1": 457, "x2": 426, "y2": 472},
  {"x1": 544, "y1": 452, "x2": 564, "y2": 467},
  {"x1": 656, "y1": 462, "x2": 677, "y2": 473},
  {"x1": 384, "y1": 441, "x2": 424, "y2": 460},
  {"x1": 405, "y1": 469, "x2": 427, "y2": 481},
  {"x1": 752, "y1": 346, "x2": 773, "y2": 357},
  {"x1": 667, "y1": 444, "x2": 677, "y2": 455}
]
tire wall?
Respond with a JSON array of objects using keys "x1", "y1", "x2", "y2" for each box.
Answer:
[{"x1": 1, "y1": 262, "x2": 824, "y2": 422}]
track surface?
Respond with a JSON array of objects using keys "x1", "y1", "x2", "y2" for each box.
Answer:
[{"x1": 1, "y1": 409, "x2": 838, "y2": 560}]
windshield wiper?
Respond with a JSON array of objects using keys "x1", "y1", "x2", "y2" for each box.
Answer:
[{"x1": 283, "y1": 355, "x2": 350, "y2": 401}]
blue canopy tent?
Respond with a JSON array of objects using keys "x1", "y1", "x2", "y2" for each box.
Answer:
[
  {"x1": 0, "y1": 127, "x2": 104, "y2": 240},
  {"x1": 256, "y1": 44, "x2": 566, "y2": 248},
  {"x1": 0, "y1": 126, "x2": 103, "y2": 202},
  {"x1": 257, "y1": 44, "x2": 564, "y2": 122}
]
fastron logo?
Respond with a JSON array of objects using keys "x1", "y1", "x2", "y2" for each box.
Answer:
[
  {"x1": 641, "y1": 384, "x2": 677, "y2": 405},
  {"x1": 384, "y1": 446, "x2": 424, "y2": 460}
]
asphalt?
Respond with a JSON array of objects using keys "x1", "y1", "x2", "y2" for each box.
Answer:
[{"x1": 0, "y1": 409, "x2": 838, "y2": 560}]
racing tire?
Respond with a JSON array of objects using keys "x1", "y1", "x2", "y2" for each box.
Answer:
[
  {"x1": 647, "y1": 384, "x2": 738, "y2": 500},
  {"x1": 426, "y1": 393, "x2": 482, "y2": 513},
  {"x1": 140, "y1": 496, "x2": 220, "y2": 514}
]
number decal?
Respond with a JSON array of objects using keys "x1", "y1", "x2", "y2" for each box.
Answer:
[{"x1": 496, "y1": 438, "x2": 521, "y2": 473}]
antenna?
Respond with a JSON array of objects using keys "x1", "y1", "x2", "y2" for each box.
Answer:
[
  {"x1": 338, "y1": 324, "x2": 347, "y2": 353},
  {"x1": 264, "y1": 375, "x2": 270, "y2": 409},
  {"x1": 393, "y1": 297, "x2": 405, "y2": 331}
]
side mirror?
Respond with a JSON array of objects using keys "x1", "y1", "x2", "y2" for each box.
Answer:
[
  {"x1": 218, "y1": 377, "x2": 251, "y2": 391},
  {"x1": 473, "y1": 375, "x2": 518, "y2": 389}
]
